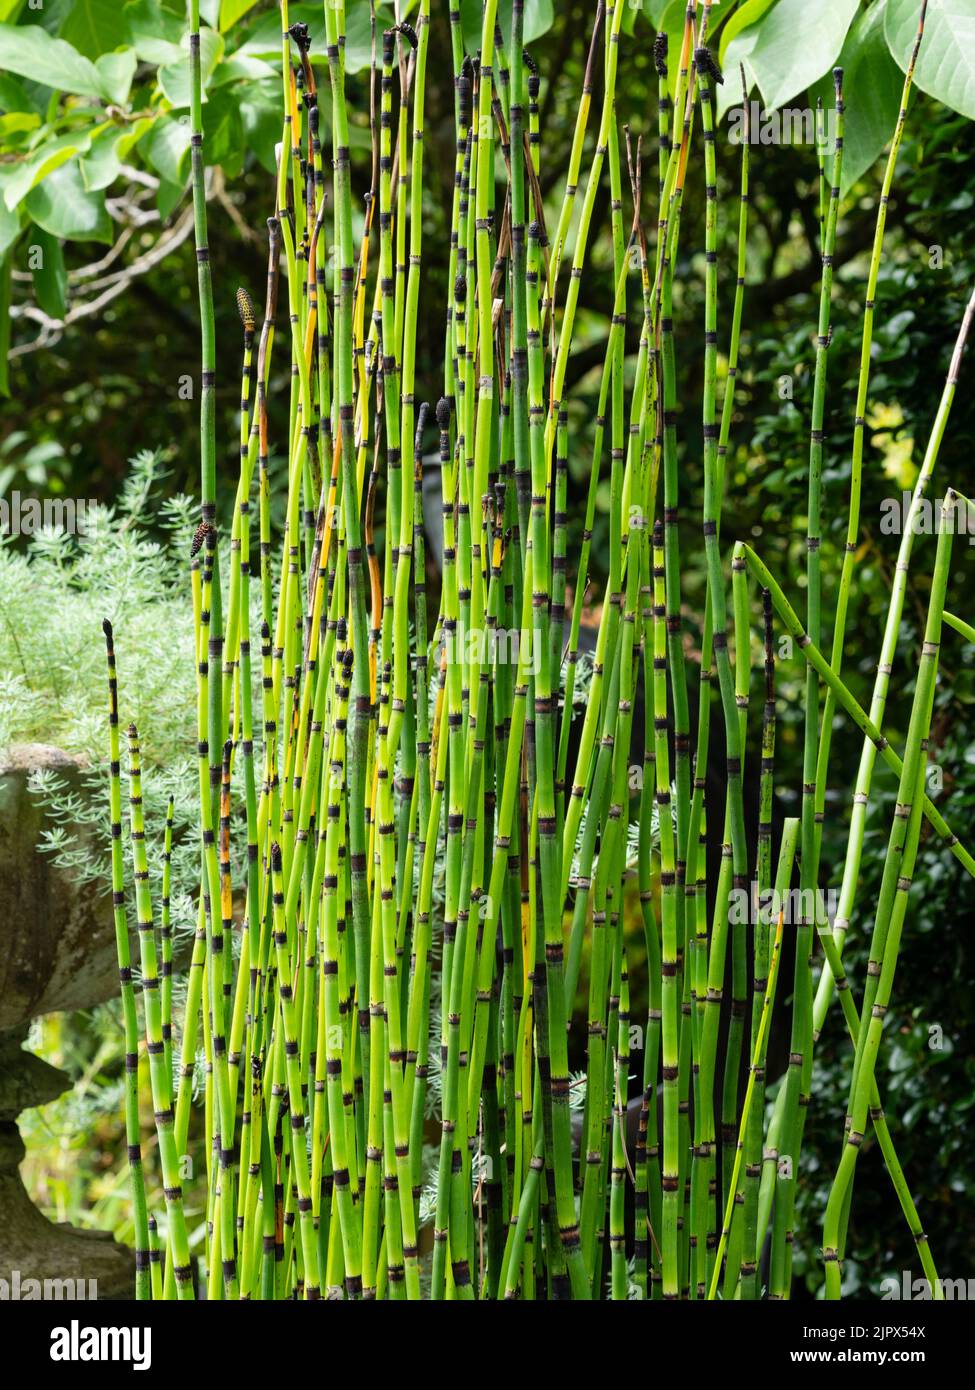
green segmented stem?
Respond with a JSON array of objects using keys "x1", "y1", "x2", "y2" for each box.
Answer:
[
  {"x1": 160, "y1": 797, "x2": 175, "y2": 1087},
  {"x1": 739, "y1": 543, "x2": 975, "y2": 875},
  {"x1": 811, "y1": 1, "x2": 930, "y2": 917},
  {"x1": 648, "y1": 518, "x2": 681, "y2": 1298},
  {"x1": 739, "y1": 588, "x2": 775, "y2": 1298},
  {"x1": 739, "y1": 543, "x2": 956, "y2": 1285},
  {"x1": 815, "y1": 279, "x2": 975, "y2": 1026},
  {"x1": 545, "y1": 0, "x2": 625, "y2": 465},
  {"x1": 268, "y1": 838, "x2": 321, "y2": 1297},
  {"x1": 323, "y1": 0, "x2": 373, "y2": 1123},
  {"x1": 126, "y1": 722, "x2": 195, "y2": 1299},
  {"x1": 98, "y1": 0, "x2": 974, "y2": 1304},
  {"x1": 102, "y1": 621, "x2": 151, "y2": 1302},
  {"x1": 709, "y1": 817, "x2": 798, "y2": 1300},
  {"x1": 770, "y1": 68, "x2": 843, "y2": 1300},
  {"x1": 609, "y1": 947, "x2": 630, "y2": 1300},
  {"x1": 823, "y1": 496, "x2": 956, "y2": 1299},
  {"x1": 188, "y1": 0, "x2": 222, "y2": 826}
]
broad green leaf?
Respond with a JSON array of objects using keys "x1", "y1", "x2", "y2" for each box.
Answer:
[
  {"x1": 60, "y1": 0, "x2": 125, "y2": 59},
  {"x1": 156, "y1": 177, "x2": 184, "y2": 220},
  {"x1": 79, "y1": 126, "x2": 126, "y2": 193},
  {"x1": 119, "y1": 115, "x2": 155, "y2": 154},
  {"x1": 344, "y1": 2, "x2": 395, "y2": 72},
  {"x1": 716, "y1": 57, "x2": 759, "y2": 121},
  {"x1": 3, "y1": 132, "x2": 93, "y2": 211},
  {"x1": 123, "y1": 0, "x2": 185, "y2": 66},
  {"x1": 0, "y1": 111, "x2": 40, "y2": 137},
  {"x1": 95, "y1": 48, "x2": 138, "y2": 105},
  {"x1": 643, "y1": 0, "x2": 732, "y2": 31},
  {"x1": 656, "y1": 0, "x2": 691, "y2": 99},
  {"x1": 236, "y1": 7, "x2": 311, "y2": 59},
  {"x1": 140, "y1": 113, "x2": 191, "y2": 186},
  {"x1": 517, "y1": 0, "x2": 556, "y2": 43},
  {"x1": 637, "y1": 0, "x2": 726, "y2": 37},
  {"x1": 80, "y1": 117, "x2": 154, "y2": 191},
  {"x1": 24, "y1": 158, "x2": 112, "y2": 242},
  {"x1": 719, "y1": 0, "x2": 775, "y2": 62},
  {"x1": 239, "y1": 79, "x2": 283, "y2": 175},
  {"x1": 0, "y1": 23, "x2": 106, "y2": 100},
  {"x1": 203, "y1": 88, "x2": 244, "y2": 178},
  {"x1": 0, "y1": 72, "x2": 31, "y2": 113},
  {"x1": 158, "y1": 27, "x2": 225, "y2": 107},
  {"x1": 238, "y1": 2, "x2": 394, "y2": 71},
  {"x1": 28, "y1": 225, "x2": 67, "y2": 320},
  {"x1": 811, "y1": 1, "x2": 902, "y2": 195},
  {"x1": 460, "y1": 0, "x2": 555, "y2": 54},
  {"x1": 0, "y1": 0, "x2": 25, "y2": 20},
  {"x1": 236, "y1": 3, "x2": 319, "y2": 60},
  {"x1": 219, "y1": 0, "x2": 259, "y2": 31},
  {"x1": 0, "y1": 196, "x2": 20, "y2": 258},
  {"x1": 211, "y1": 53, "x2": 277, "y2": 87},
  {"x1": 886, "y1": 0, "x2": 975, "y2": 121},
  {"x1": 722, "y1": 0, "x2": 859, "y2": 113}
]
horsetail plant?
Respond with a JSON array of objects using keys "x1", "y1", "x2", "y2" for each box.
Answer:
[{"x1": 98, "y1": 0, "x2": 975, "y2": 1302}]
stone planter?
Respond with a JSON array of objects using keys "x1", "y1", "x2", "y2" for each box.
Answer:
[{"x1": 0, "y1": 744, "x2": 135, "y2": 1300}]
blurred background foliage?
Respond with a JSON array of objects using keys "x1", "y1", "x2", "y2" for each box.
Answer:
[{"x1": 2, "y1": 0, "x2": 975, "y2": 1296}]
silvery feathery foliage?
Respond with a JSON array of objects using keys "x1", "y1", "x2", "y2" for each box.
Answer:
[
  {"x1": 417, "y1": 1144, "x2": 492, "y2": 1231},
  {"x1": 0, "y1": 449, "x2": 261, "y2": 1040},
  {"x1": 562, "y1": 646, "x2": 594, "y2": 712},
  {"x1": 570, "y1": 793, "x2": 661, "y2": 883},
  {"x1": 417, "y1": 1170, "x2": 439, "y2": 1228},
  {"x1": 416, "y1": 1139, "x2": 449, "y2": 1230},
  {"x1": 568, "y1": 1068, "x2": 588, "y2": 1112},
  {"x1": 423, "y1": 1002, "x2": 444, "y2": 1120}
]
